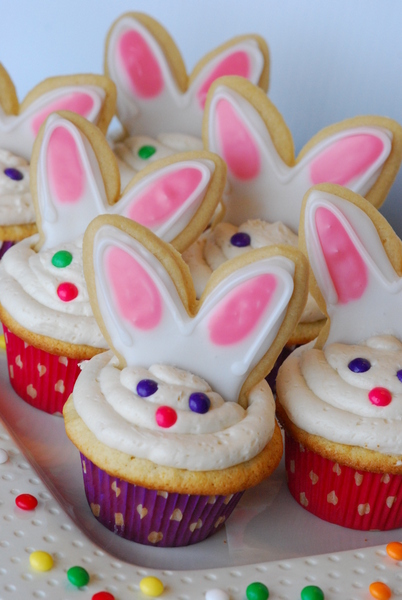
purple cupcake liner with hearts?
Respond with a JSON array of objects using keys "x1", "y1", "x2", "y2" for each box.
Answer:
[{"x1": 80, "y1": 453, "x2": 243, "y2": 547}]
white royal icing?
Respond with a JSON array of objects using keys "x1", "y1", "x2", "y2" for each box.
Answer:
[
  {"x1": 0, "y1": 149, "x2": 34, "y2": 226},
  {"x1": 0, "y1": 234, "x2": 107, "y2": 348},
  {"x1": 182, "y1": 219, "x2": 323, "y2": 323},
  {"x1": 277, "y1": 336, "x2": 402, "y2": 456},
  {"x1": 73, "y1": 351, "x2": 276, "y2": 471}
]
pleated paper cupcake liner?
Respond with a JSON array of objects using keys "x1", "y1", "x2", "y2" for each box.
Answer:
[
  {"x1": 80, "y1": 453, "x2": 243, "y2": 547},
  {"x1": 3, "y1": 326, "x2": 82, "y2": 415},
  {"x1": 285, "y1": 432, "x2": 402, "y2": 530}
]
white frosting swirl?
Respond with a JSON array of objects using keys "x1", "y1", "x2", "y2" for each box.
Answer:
[
  {"x1": 0, "y1": 234, "x2": 107, "y2": 348},
  {"x1": 277, "y1": 335, "x2": 402, "y2": 455},
  {"x1": 0, "y1": 149, "x2": 34, "y2": 226},
  {"x1": 112, "y1": 133, "x2": 203, "y2": 190},
  {"x1": 182, "y1": 220, "x2": 323, "y2": 323},
  {"x1": 73, "y1": 351, "x2": 275, "y2": 471}
]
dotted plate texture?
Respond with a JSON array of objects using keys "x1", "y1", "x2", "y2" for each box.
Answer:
[{"x1": 0, "y1": 352, "x2": 401, "y2": 600}]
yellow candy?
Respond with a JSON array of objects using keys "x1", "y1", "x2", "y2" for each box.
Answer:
[
  {"x1": 29, "y1": 550, "x2": 54, "y2": 572},
  {"x1": 139, "y1": 576, "x2": 164, "y2": 597},
  {"x1": 0, "y1": 335, "x2": 5, "y2": 350}
]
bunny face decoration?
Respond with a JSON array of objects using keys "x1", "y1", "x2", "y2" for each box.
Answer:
[
  {"x1": 83, "y1": 215, "x2": 308, "y2": 407},
  {"x1": 204, "y1": 77, "x2": 402, "y2": 233},
  {"x1": 0, "y1": 64, "x2": 116, "y2": 161},
  {"x1": 276, "y1": 185, "x2": 402, "y2": 530},
  {"x1": 104, "y1": 12, "x2": 269, "y2": 137}
]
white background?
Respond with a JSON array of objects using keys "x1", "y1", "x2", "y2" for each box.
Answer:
[{"x1": 1, "y1": 1, "x2": 401, "y2": 233}]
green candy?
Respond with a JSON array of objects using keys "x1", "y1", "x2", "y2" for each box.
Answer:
[
  {"x1": 246, "y1": 582, "x2": 269, "y2": 600},
  {"x1": 138, "y1": 144, "x2": 157, "y2": 159},
  {"x1": 52, "y1": 250, "x2": 73, "y2": 268},
  {"x1": 301, "y1": 585, "x2": 325, "y2": 600},
  {"x1": 67, "y1": 565, "x2": 90, "y2": 587}
]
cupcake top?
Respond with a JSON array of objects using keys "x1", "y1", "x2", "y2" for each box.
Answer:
[
  {"x1": 182, "y1": 219, "x2": 323, "y2": 323},
  {"x1": 73, "y1": 350, "x2": 275, "y2": 471},
  {"x1": 277, "y1": 185, "x2": 402, "y2": 462},
  {"x1": 0, "y1": 149, "x2": 33, "y2": 226},
  {"x1": 277, "y1": 335, "x2": 402, "y2": 456}
]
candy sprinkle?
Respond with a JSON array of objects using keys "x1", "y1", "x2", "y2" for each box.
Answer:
[
  {"x1": 139, "y1": 576, "x2": 164, "y2": 597},
  {"x1": 57, "y1": 282, "x2": 78, "y2": 302},
  {"x1": 386, "y1": 541, "x2": 402, "y2": 560},
  {"x1": 29, "y1": 550, "x2": 53, "y2": 572},
  {"x1": 52, "y1": 250, "x2": 73, "y2": 268},
  {"x1": 301, "y1": 585, "x2": 325, "y2": 600},
  {"x1": 138, "y1": 145, "x2": 157, "y2": 160},
  {"x1": 0, "y1": 448, "x2": 8, "y2": 464},
  {"x1": 15, "y1": 493, "x2": 38, "y2": 511},
  {"x1": 67, "y1": 565, "x2": 90, "y2": 587},
  {"x1": 246, "y1": 581, "x2": 269, "y2": 600},
  {"x1": 92, "y1": 592, "x2": 115, "y2": 600},
  {"x1": 369, "y1": 582, "x2": 392, "y2": 600},
  {"x1": 155, "y1": 406, "x2": 177, "y2": 428}
]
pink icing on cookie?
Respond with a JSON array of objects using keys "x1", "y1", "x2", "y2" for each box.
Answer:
[
  {"x1": 106, "y1": 247, "x2": 162, "y2": 330},
  {"x1": 310, "y1": 135, "x2": 384, "y2": 186},
  {"x1": 208, "y1": 274, "x2": 277, "y2": 345},
  {"x1": 118, "y1": 29, "x2": 164, "y2": 98},
  {"x1": 31, "y1": 93, "x2": 95, "y2": 135},
  {"x1": 47, "y1": 127, "x2": 85, "y2": 203},
  {"x1": 216, "y1": 98, "x2": 260, "y2": 180},
  {"x1": 128, "y1": 167, "x2": 203, "y2": 227},
  {"x1": 197, "y1": 51, "x2": 251, "y2": 109},
  {"x1": 315, "y1": 207, "x2": 368, "y2": 304}
]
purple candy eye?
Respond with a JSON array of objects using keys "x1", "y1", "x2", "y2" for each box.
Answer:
[
  {"x1": 137, "y1": 379, "x2": 158, "y2": 397},
  {"x1": 189, "y1": 392, "x2": 211, "y2": 414},
  {"x1": 4, "y1": 167, "x2": 24, "y2": 181},
  {"x1": 397, "y1": 370, "x2": 402, "y2": 383},
  {"x1": 348, "y1": 358, "x2": 371, "y2": 373},
  {"x1": 230, "y1": 232, "x2": 251, "y2": 247}
]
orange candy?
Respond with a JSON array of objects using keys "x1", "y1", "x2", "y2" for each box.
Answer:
[
  {"x1": 386, "y1": 542, "x2": 402, "y2": 561},
  {"x1": 369, "y1": 582, "x2": 391, "y2": 600}
]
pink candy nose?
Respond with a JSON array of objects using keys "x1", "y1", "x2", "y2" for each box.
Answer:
[{"x1": 368, "y1": 387, "x2": 392, "y2": 406}]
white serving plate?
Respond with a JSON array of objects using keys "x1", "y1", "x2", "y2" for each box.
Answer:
[{"x1": 0, "y1": 350, "x2": 402, "y2": 599}]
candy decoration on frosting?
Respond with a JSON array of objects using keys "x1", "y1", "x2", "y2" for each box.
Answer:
[
  {"x1": 155, "y1": 406, "x2": 177, "y2": 428},
  {"x1": 300, "y1": 185, "x2": 402, "y2": 348},
  {"x1": 230, "y1": 232, "x2": 251, "y2": 247},
  {"x1": 0, "y1": 64, "x2": 116, "y2": 160},
  {"x1": 368, "y1": 387, "x2": 392, "y2": 407},
  {"x1": 83, "y1": 215, "x2": 308, "y2": 406},
  {"x1": 105, "y1": 13, "x2": 269, "y2": 137},
  {"x1": 397, "y1": 371, "x2": 402, "y2": 383},
  {"x1": 204, "y1": 76, "x2": 402, "y2": 232},
  {"x1": 189, "y1": 392, "x2": 211, "y2": 414},
  {"x1": 137, "y1": 379, "x2": 158, "y2": 397},
  {"x1": 31, "y1": 112, "x2": 225, "y2": 252},
  {"x1": 52, "y1": 250, "x2": 73, "y2": 268},
  {"x1": 138, "y1": 145, "x2": 157, "y2": 159},
  {"x1": 57, "y1": 282, "x2": 78, "y2": 302},
  {"x1": 348, "y1": 358, "x2": 371, "y2": 373},
  {"x1": 4, "y1": 167, "x2": 23, "y2": 180}
]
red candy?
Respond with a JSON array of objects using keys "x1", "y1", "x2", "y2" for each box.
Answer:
[
  {"x1": 92, "y1": 593, "x2": 115, "y2": 600},
  {"x1": 155, "y1": 406, "x2": 177, "y2": 428},
  {"x1": 57, "y1": 282, "x2": 78, "y2": 302},
  {"x1": 15, "y1": 493, "x2": 38, "y2": 511},
  {"x1": 368, "y1": 387, "x2": 392, "y2": 407}
]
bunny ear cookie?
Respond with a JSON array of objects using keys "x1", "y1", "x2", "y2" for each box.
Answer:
[
  {"x1": 299, "y1": 184, "x2": 402, "y2": 348},
  {"x1": 84, "y1": 215, "x2": 308, "y2": 407},
  {"x1": 105, "y1": 12, "x2": 269, "y2": 137},
  {"x1": 0, "y1": 64, "x2": 116, "y2": 160},
  {"x1": 30, "y1": 110, "x2": 225, "y2": 252},
  {"x1": 204, "y1": 76, "x2": 402, "y2": 232}
]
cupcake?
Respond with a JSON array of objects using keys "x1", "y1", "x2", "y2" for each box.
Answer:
[
  {"x1": 0, "y1": 111, "x2": 226, "y2": 414},
  {"x1": 0, "y1": 64, "x2": 116, "y2": 250},
  {"x1": 63, "y1": 214, "x2": 308, "y2": 547},
  {"x1": 104, "y1": 12, "x2": 269, "y2": 138},
  {"x1": 189, "y1": 76, "x2": 402, "y2": 345},
  {"x1": 276, "y1": 184, "x2": 402, "y2": 530}
]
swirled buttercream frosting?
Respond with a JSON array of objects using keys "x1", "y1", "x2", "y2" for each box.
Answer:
[
  {"x1": 73, "y1": 351, "x2": 276, "y2": 471},
  {"x1": 277, "y1": 335, "x2": 402, "y2": 455},
  {"x1": 0, "y1": 234, "x2": 107, "y2": 348},
  {"x1": 0, "y1": 149, "x2": 34, "y2": 226}
]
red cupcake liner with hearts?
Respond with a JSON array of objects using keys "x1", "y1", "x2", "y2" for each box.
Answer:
[
  {"x1": 285, "y1": 432, "x2": 402, "y2": 530},
  {"x1": 80, "y1": 453, "x2": 243, "y2": 547},
  {"x1": 3, "y1": 325, "x2": 83, "y2": 415}
]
